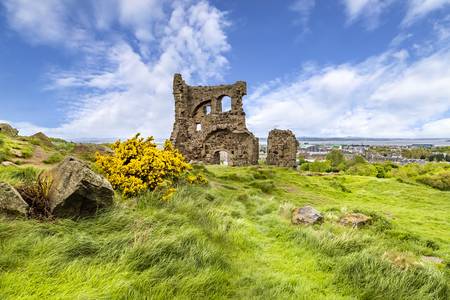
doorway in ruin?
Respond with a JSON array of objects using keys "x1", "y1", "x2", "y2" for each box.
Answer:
[{"x1": 213, "y1": 150, "x2": 230, "y2": 166}]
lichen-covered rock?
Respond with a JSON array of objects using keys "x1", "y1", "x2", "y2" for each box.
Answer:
[
  {"x1": 0, "y1": 182, "x2": 29, "y2": 217},
  {"x1": 292, "y1": 206, "x2": 323, "y2": 225},
  {"x1": 340, "y1": 213, "x2": 371, "y2": 228},
  {"x1": 266, "y1": 129, "x2": 299, "y2": 168},
  {"x1": 0, "y1": 123, "x2": 18, "y2": 136},
  {"x1": 42, "y1": 156, "x2": 114, "y2": 218},
  {"x1": 1, "y1": 161, "x2": 16, "y2": 167}
]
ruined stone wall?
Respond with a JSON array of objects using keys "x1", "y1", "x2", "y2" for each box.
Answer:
[
  {"x1": 170, "y1": 74, "x2": 258, "y2": 166},
  {"x1": 266, "y1": 129, "x2": 298, "y2": 167}
]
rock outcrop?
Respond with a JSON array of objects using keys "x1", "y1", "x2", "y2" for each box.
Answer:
[
  {"x1": 292, "y1": 206, "x2": 323, "y2": 225},
  {"x1": 31, "y1": 132, "x2": 53, "y2": 147},
  {"x1": 42, "y1": 157, "x2": 114, "y2": 218},
  {"x1": 0, "y1": 123, "x2": 18, "y2": 137},
  {"x1": 339, "y1": 213, "x2": 371, "y2": 228},
  {"x1": 266, "y1": 129, "x2": 299, "y2": 168},
  {"x1": 0, "y1": 182, "x2": 29, "y2": 217}
]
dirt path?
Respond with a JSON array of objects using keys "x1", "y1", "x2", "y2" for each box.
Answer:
[{"x1": 20, "y1": 146, "x2": 51, "y2": 169}]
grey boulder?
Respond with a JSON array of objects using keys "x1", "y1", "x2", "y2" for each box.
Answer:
[
  {"x1": 292, "y1": 205, "x2": 323, "y2": 225},
  {"x1": 42, "y1": 156, "x2": 114, "y2": 218},
  {"x1": 0, "y1": 182, "x2": 29, "y2": 217}
]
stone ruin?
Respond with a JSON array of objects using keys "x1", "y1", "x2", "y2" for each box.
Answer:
[
  {"x1": 266, "y1": 129, "x2": 299, "y2": 168},
  {"x1": 170, "y1": 74, "x2": 259, "y2": 166}
]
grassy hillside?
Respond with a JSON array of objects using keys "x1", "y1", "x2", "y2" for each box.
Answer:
[
  {"x1": 0, "y1": 132, "x2": 107, "y2": 168},
  {"x1": 0, "y1": 164, "x2": 449, "y2": 299}
]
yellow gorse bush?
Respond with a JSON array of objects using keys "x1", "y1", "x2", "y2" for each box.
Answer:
[{"x1": 95, "y1": 134, "x2": 205, "y2": 198}]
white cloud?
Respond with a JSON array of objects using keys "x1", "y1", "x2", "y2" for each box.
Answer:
[
  {"x1": 341, "y1": 0, "x2": 450, "y2": 29},
  {"x1": 247, "y1": 49, "x2": 450, "y2": 138},
  {"x1": 2, "y1": 0, "x2": 230, "y2": 140},
  {"x1": 3, "y1": 0, "x2": 74, "y2": 44},
  {"x1": 420, "y1": 118, "x2": 450, "y2": 136},
  {"x1": 290, "y1": 0, "x2": 315, "y2": 30},
  {"x1": 341, "y1": 0, "x2": 394, "y2": 29},
  {"x1": 403, "y1": 0, "x2": 450, "y2": 25},
  {"x1": 3, "y1": 0, "x2": 450, "y2": 140}
]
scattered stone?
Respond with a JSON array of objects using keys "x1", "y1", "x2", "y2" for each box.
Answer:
[
  {"x1": 0, "y1": 182, "x2": 29, "y2": 217},
  {"x1": 340, "y1": 213, "x2": 371, "y2": 228},
  {"x1": 170, "y1": 74, "x2": 259, "y2": 166},
  {"x1": 41, "y1": 156, "x2": 114, "y2": 218},
  {"x1": 0, "y1": 123, "x2": 18, "y2": 136},
  {"x1": 10, "y1": 149, "x2": 23, "y2": 158},
  {"x1": 292, "y1": 205, "x2": 323, "y2": 225},
  {"x1": 421, "y1": 256, "x2": 444, "y2": 264},
  {"x1": 266, "y1": 129, "x2": 299, "y2": 168},
  {"x1": 1, "y1": 161, "x2": 16, "y2": 167},
  {"x1": 30, "y1": 132, "x2": 53, "y2": 147}
]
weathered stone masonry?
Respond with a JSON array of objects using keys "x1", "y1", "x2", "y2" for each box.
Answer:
[
  {"x1": 266, "y1": 129, "x2": 298, "y2": 167},
  {"x1": 170, "y1": 74, "x2": 259, "y2": 166}
]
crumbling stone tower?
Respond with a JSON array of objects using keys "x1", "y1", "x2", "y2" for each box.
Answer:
[
  {"x1": 266, "y1": 129, "x2": 299, "y2": 167},
  {"x1": 170, "y1": 74, "x2": 259, "y2": 166}
]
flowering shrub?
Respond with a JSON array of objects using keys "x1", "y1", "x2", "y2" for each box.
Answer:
[{"x1": 95, "y1": 134, "x2": 206, "y2": 198}]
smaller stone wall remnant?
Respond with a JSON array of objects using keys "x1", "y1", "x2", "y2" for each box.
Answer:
[{"x1": 266, "y1": 129, "x2": 299, "y2": 167}]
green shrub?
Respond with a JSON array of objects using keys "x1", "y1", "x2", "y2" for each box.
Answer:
[
  {"x1": 95, "y1": 134, "x2": 196, "y2": 198},
  {"x1": 346, "y1": 163, "x2": 377, "y2": 176},
  {"x1": 374, "y1": 162, "x2": 396, "y2": 178},
  {"x1": 326, "y1": 149, "x2": 345, "y2": 171},
  {"x1": 390, "y1": 163, "x2": 450, "y2": 190},
  {"x1": 300, "y1": 160, "x2": 332, "y2": 172},
  {"x1": 16, "y1": 175, "x2": 52, "y2": 219},
  {"x1": 417, "y1": 172, "x2": 450, "y2": 191}
]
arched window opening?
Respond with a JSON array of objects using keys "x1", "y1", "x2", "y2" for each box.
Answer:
[
  {"x1": 221, "y1": 96, "x2": 232, "y2": 112},
  {"x1": 213, "y1": 150, "x2": 230, "y2": 165},
  {"x1": 219, "y1": 151, "x2": 229, "y2": 165},
  {"x1": 205, "y1": 104, "x2": 211, "y2": 115}
]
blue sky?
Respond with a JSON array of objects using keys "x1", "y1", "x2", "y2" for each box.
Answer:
[{"x1": 0, "y1": 0, "x2": 450, "y2": 139}]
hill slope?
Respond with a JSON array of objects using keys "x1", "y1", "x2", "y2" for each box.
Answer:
[{"x1": 0, "y1": 165, "x2": 449, "y2": 299}]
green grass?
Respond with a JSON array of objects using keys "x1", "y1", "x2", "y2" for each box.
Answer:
[
  {"x1": 43, "y1": 152, "x2": 64, "y2": 164},
  {"x1": 0, "y1": 165, "x2": 449, "y2": 299},
  {"x1": 0, "y1": 133, "x2": 34, "y2": 162},
  {"x1": 0, "y1": 166, "x2": 40, "y2": 185}
]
